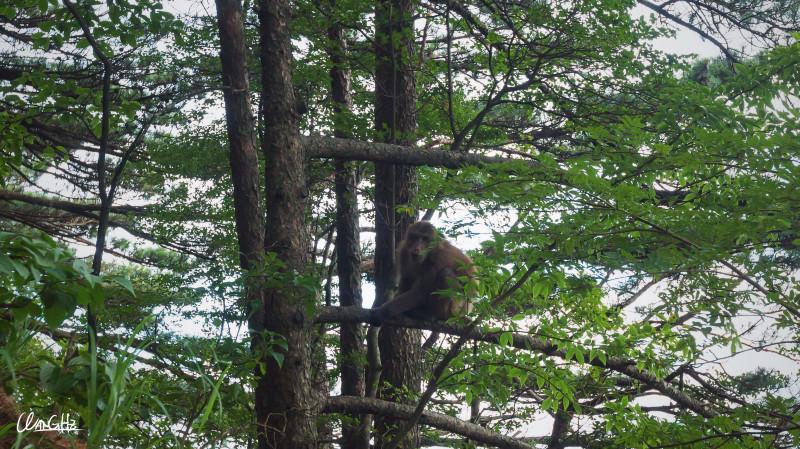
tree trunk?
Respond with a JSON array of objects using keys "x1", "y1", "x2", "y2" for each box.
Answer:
[
  {"x1": 373, "y1": 0, "x2": 420, "y2": 447},
  {"x1": 215, "y1": 0, "x2": 264, "y2": 273},
  {"x1": 215, "y1": 0, "x2": 266, "y2": 354},
  {"x1": 216, "y1": 1, "x2": 286, "y2": 446},
  {"x1": 257, "y1": 1, "x2": 320, "y2": 448},
  {"x1": 324, "y1": 3, "x2": 369, "y2": 449}
]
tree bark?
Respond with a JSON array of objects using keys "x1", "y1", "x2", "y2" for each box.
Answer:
[
  {"x1": 373, "y1": 0, "x2": 420, "y2": 447},
  {"x1": 546, "y1": 410, "x2": 573, "y2": 449},
  {"x1": 326, "y1": 3, "x2": 368, "y2": 449},
  {"x1": 257, "y1": 1, "x2": 320, "y2": 448},
  {"x1": 214, "y1": 0, "x2": 276, "y2": 446},
  {"x1": 215, "y1": 0, "x2": 264, "y2": 273}
]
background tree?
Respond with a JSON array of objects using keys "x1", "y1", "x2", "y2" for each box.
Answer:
[{"x1": 372, "y1": 0, "x2": 423, "y2": 448}]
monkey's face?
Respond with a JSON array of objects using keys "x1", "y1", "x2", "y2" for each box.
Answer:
[
  {"x1": 407, "y1": 235, "x2": 431, "y2": 261},
  {"x1": 404, "y1": 223, "x2": 438, "y2": 262}
]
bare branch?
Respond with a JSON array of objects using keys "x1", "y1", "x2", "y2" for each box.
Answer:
[
  {"x1": 637, "y1": 0, "x2": 740, "y2": 62},
  {"x1": 0, "y1": 190, "x2": 150, "y2": 215},
  {"x1": 324, "y1": 396, "x2": 536, "y2": 449},
  {"x1": 303, "y1": 135, "x2": 532, "y2": 168}
]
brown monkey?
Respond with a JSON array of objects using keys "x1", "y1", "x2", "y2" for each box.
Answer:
[{"x1": 373, "y1": 221, "x2": 476, "y2": 322}]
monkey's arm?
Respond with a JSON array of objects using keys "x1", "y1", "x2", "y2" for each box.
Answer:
[
  {"x1": 378, "y1": 287, "x2": 426, "y2": 316},
  {"x1": 373, "y1": 271, "x2": 437, "y2": 321}
]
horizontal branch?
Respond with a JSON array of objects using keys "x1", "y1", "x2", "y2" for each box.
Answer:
[
  {"x1": 303, "y1": 135, "x2": 535, "y2": 169},
  {"x1": 318, "y1": 306, "x2": 717, "y2": 418},
  {"x1": 324, "y1": 396, "x2": 535, "y2": 449},
  {"x1": 0, "y1": 190, "x2": 149, "y2": 215},
  {"x1": 303, "y1": 136, "x2": 687, "y2": 204}
]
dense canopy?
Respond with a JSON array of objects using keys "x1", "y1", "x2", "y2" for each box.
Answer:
[{"x1": 0, "y1": 0, "x2": 798, "y2": 448}]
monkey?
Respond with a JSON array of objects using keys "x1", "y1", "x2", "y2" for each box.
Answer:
[{"x1": 373, "y1": 221, "x2": 476, "y2": 322}]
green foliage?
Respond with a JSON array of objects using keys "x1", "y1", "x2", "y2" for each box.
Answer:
[
  {"x1": 411, "y1": 30, "x2": 799, "y2": 446},
  {"x1": 85, "y1": 318, "x2": 153, "y2": 448},
  {"x1": 0, "y1": 231, "x2": 105, "y2": 328}
]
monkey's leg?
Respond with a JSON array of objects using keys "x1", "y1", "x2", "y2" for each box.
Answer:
[
  {"x1": 374, "y1": 289, "x2": 427, "y2": 321},
  {"x1": 405, "y1": 307, "x2": 433, "y2": 320}
]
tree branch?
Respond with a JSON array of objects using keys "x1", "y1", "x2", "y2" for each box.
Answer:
[
  {"x1": 384, "y1": 261, "x2": 541, "y2": 449},
  {"x1": 317, "y1": 306, "x2": 717, "y2": 418},
  {"x1": 0, "y1": 190, "x2": 150, "y2": 215},
  {"x1": 637, "y1": 0, "x2": 740, "y2": 62},
  {"x1": 303, "y1": 135, "x2": 531, "y2": 168},
  {"x1": 323, "y1": 396, "x2": 536, "y2": 449}
]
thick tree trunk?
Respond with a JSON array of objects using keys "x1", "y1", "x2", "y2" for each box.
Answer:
[
  {"x1": 215, "y1": 0, "x2": 264, "y2": 273},
  {"x1": 215, "y1": 0, "x2": 266, "y2": 357},
  {"x1": 257, "y1": 1, "x2": 320, "y2": 448},
  {"x1": 546, "y1": 411, "x2": 573, "y2": 449},
  {"x1": 373, "y1": 0, "x2": 420, "y2": 447},
  {"x1": 326, "y1": 4, "x2": 368, "y2": 449}
]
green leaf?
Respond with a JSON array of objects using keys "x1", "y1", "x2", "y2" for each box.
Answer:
[
  {"x1": 112, "y1": 275, "x2": 136, "y2": 296},
  {"x1": 194, "y1": 363, "x2": 231, "y2": 431},
  {"x1": 43, "y1": 302, "x2": 68, "y2": 328},
  {"x1": 0, "y1": 422, "x2": 15, "y2": 439},
  {"x1": 0, "y1": 6, "x2": 17, "y2": 20},
  {"x1": 88, "y1": 284, "x2": 105, "y2": 310},
  {"x1": 0, "y1": 255, "x2": 14, "y2": 274},
  {"x1": 575, "y1": 348, "x2": 585, "y2": 364},
  {"x1": 9, "y1": 259, "x2": 29, "y2": 278},
  {"x1": 271, "y1": 352, "x2": 285, "y2": 368}
]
